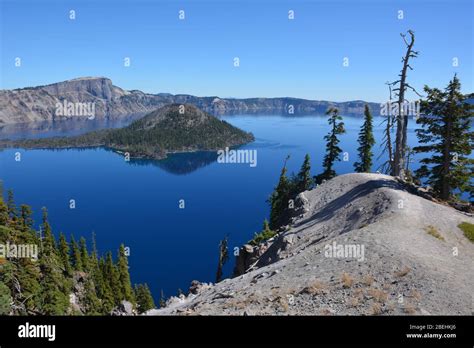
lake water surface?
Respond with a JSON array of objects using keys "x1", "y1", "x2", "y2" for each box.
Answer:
[{"x1": 0, "y1": 114, "x2": 425, "y2": 299}]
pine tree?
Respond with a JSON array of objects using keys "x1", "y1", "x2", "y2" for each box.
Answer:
[
  {"x1": 38, "y1": 208, "x2": 69, "y2": 315},
  {"x1": 19, "y1": 204, "x2": 33, "y2": 233},
  {"x1": 268, "y1": 156, "x2": 292, "y2": 230},
  {"x1": 295, "y1": 154, "x2": 313, "y2": 193},
  {"x1": 104, "y1": 251, "x2": 123, "y2": 305},
  {"x1": 0, "y1": 195, "x2": 41, "y2": 314},
  {"x1": 70, "y1": 235, "x2": 83, "y2": 272},
  {"x1": 0, "y1": 282, "x2": 11, "y2": 315},
  {"x1": 248, "y1": 219, "x2": 276, "y2": 246},
  {"x1": 315, "y1": 108, "x2": 346, "y2": 184},
  {"x1": 354, "y1": 104, "x2": 375, "y2": 172},
  {"x1": 98, "y1": 256, "x2": 115, "y2": 313},
  {"x1": 82, "y1": 275, "x2": 100, "y2": 315},
  {"x1": 79, "y1": 237, "x2": 90, "y2": 272},
  {"x1": 215, "y1": 236, "x2": 229, "y2": 283},
  {"x1": 414, "y1": 75, "x2": 473, "y2": 200},
  {"x1": 89, "y1": 233, "x2": 108, "y2": 313},
  {"x1": 58, "y1": 233, "x2": 72, "y2": 277},
  {"x1": 6, "y1": 190, "x2": 16, "y2": 219},
  {"x1": 40, "y1": 208, "x2": 56, "y2": 253},
  {"x1": 117, "y1": 245, "x2": 135, "y2": 304},
  {"x1": 16, "y1": 258, "x2": 42, "y2": 313},
  {"x1": 0, "y1": 191, "x2": 142, "y2": 315},
  {"x1": 6, "y1": 190, "x2": 18, "y2": 228},
  {"x1": 263, "y1": 219, "x2": 270, "y2": 232},
  {"x1": 134, "y1": 284, "x2": 155, "y2": 314},
  {"x1": 0, "y1": 194, "x2": 8, "y2": 226}
]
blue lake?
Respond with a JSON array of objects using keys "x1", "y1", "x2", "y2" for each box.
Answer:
[{"x1": 0, "y1": 114, "x2": 428, "y2": 299}]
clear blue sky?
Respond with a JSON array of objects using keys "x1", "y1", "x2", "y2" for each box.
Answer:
[{"x1": 1, "y1": 0, "x2": 472, "y2": 102}]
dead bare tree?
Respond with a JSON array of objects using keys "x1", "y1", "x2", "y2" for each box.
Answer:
[
  {"x1": 378, "y1": 82, "x2": 394, "y2": 173},
  {"x1": 389, "y1": 30, "x2": 421, "y2": 178}
]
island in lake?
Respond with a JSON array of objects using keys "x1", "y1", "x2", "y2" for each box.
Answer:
[{"x1": 0, "y1": 104, "x2": 255, "y2": 160}]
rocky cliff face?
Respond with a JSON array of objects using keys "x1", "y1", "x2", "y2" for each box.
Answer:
[
  {"x1": 40, "y1": 77, "x2": 127, "y2": 101},
  {"x1": 0, "y1": 77, "x2": 381, "y2": 124},
  {"x1": 148, "y1": 173, "x2": 474, "y2": 315}
]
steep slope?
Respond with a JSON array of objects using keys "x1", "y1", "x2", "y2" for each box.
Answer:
[
  {"x1": 150, "y1": 173, "x2": 474, "y2": 315},
  {"x1": 0, "y1": 77, "x2": 133, "y2": 124},
  {"x1": 0, "y1": 104, "x2": 254, "y2": 159},
  {"x1": 0, "y1": 77, "x2": 381, "y2": 124}
]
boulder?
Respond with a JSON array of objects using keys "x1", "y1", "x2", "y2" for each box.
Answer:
[{"x1": 111, "y1": 300, "x2": 134, "y2": 316}]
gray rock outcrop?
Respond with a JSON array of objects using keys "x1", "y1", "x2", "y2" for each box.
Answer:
[{"x1": 147, "y1": 173, "x2": 474, "y2": 316}]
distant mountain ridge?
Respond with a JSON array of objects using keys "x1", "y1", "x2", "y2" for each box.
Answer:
[{"x1": 0, "y1": 77, "x2": 382, "y2": 124}]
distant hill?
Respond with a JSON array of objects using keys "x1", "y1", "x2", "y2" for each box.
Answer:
[
  {"x1": 0, "y1": 77, "x2": 382, "y2": 124},
  {"x1": 0, "y1": 104, "x2": 254, "y2": 160}
]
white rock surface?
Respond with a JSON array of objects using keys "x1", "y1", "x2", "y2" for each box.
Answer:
[{"x1": 148, "y1": 173, "x2": 474, "y2": 316}]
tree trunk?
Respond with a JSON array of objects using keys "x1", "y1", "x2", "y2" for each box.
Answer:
[
  {"x1": 392, "y1": 31, "x2": 416, "y2": 178},
  {"x1": 441, "y1": 112, "x2": 453, "y2": 200}
]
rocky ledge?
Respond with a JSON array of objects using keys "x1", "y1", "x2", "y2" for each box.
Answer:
[{"x1": 147, "y1": 173, "x2": 474, "y2": 315}]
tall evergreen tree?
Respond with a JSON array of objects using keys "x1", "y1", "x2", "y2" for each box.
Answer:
[
  {"x1": 58, "y1": 233, "x2": 72, "y2": 277},
  {"x1": 38, "y1": 208, "x2": 69, "y2": 315},
  {"x1": 354, "y1": 105, "x2": 375, "y2": 172},
  {"x1": 414, "y1": 75, "x2": 473, "y2": 200},
  {"x1": 98, "y1": 256, "x2": 115, "y2": 313},
  {"x1": 215, "y1": 236, "x2": 229, "y2": 283},
  {"x1": 0, "y1": 192, "x2": 142, "y2": 315},
  {"x1": 0, "y1": 282, "x2": 11, "y2": 315},
  {"x1": 134, "y1": 283, "x2": 155, "y2": 314},
  {"x1": 19, "y1": 204, "x2": 33, "y2": 233},
  {"x1": 0, "y1": 193, "x2": 8, "y2": 226},
  {"x1": 82, "y1": 275, "x2": 100, "y2": 315},
  {"x1": 89, "y1": 233, "x2": 108, "y2": 313},
  {"x1": 268, "y1": 156, "x2": 292, "y2": 230},
  {"x1": 117, "y1": 245, "x2": 135, "y2": 304},
  {"x1": 6, "y1": 190, "x2": 18, "y2": 228},
  {"x1": 70, "y1": 235, "x2": 82, "y2": 272},
  {"x1": 294, "y1": 154, "x2": 313, "y2": 193},
  {"x1": 315, "y1": 108, "x2": 346, "y2": 184},
  {"x1": 40, "y1": 208, "x2": 56, "y2": 253},
  {"x1": 79, "y1": 237, "x2": 90, "y2": 272},
  {"x1": 6, "y1": 190, "x2": 17, "y2": 219},
  {"x1": 0, "y1": 196, "x2": 41, "y2": 314},
  {"x1": 104, "y1": 251, "x2": 123, "y2": 305}
]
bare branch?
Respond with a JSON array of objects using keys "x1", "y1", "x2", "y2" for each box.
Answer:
[{"x1": 405, "y1": 83, "x2": 423, "y2": 97}]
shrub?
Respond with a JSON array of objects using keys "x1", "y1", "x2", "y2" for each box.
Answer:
[
  {"x1": 425, "y1": 225, "x2": 445, "y2": 241},
  {"x1": 248, "y1": 219, "x2": 277, "y2": 246},
  {"x1": 458, "y1": 222, "x2": 474, "y2": 243},
  {"x1": 341, "y1": 272, "x2": 354, "y2": 288}
]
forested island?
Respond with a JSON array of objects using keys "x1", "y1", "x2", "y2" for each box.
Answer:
[{"x1": 0, "y1": 104, "x2": 254, "y2": 160}]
